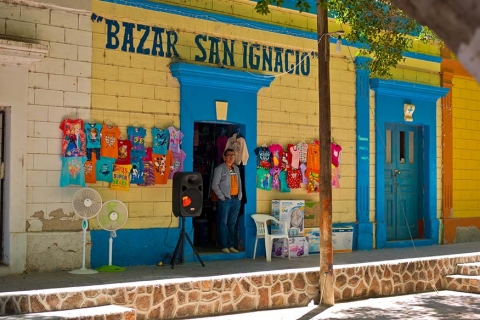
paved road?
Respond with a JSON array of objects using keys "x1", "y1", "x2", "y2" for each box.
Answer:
[{"x1": 189, "y1": 291, "x2": 480, "y2": 319}]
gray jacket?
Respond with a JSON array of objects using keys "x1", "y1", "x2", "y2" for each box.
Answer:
[{"x1": 211, "y1": 163, "x2": 242, "y2": 201}]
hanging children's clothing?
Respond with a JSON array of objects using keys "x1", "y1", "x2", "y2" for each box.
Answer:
[
  {"x1": 268, "y1": 144, "x2": 282, "y2": 168},
  {"x1": 254, "y1": 146, "x2": 272, "y2": 169},
  {"x1": 60, "y1": 156, "x2": 86, "y2": 187},
  {"x1": 300, "y1": 163, "x2": 308, "y2": 184},
  {"x1": 110, "y1": 164, "x2": 132, "y2": 191},
  {"x1": 270, "y1": 167, "x2": 282, "y2": 190},
  {"x1": 287, "y1": 168, "x2": 302, "y2": 189},
  {"x1": 152, "y1": 127, "x2": 169, "y2": 155},
  {"x1": 130, "y1": 157, "x2": 144, "y2": 184},
  {"x1": 128, "y1": 126, "x2": 147, "y2": 158},
  {"x1": 60, "y1": 118, "x2": 86, "y2": 157},
  {"x1": 84, "y1": 160, "x2": 96, "y2": 184},
  {"x1": 256, "y1": 167, "x2": 271, "y2": 191},
  {"x1": 297, "y1": 141, "x2": 308, "y2": 164},
  {"x1": 95, "y1": 157, "x2": 116, "y2": 182},
  {"x1": 100, "y1": 124, "x2": 120, "y2": 158},
  {"x1": 307, "y1": 140, "x2": 320, "y2": 170},
  {"x1": 84, "y1": 123, "x2": 102, "y2": 161},
  {"x1": 225, "y1": 133, "x2": 249, "y2": 165},
  {"x1": 289, "y1": 144, "x2": 300, "y2": 169},
  {"x1": 153, "y1": 151, "x2": 173, "y2": 184},
  {"x1": 168, "y1": 126, "x2": 184, "y2": 153},
  {"x1": 331, "y1": 142, "x2": 343, "y2": 167},
  {"x1": 116, "y1": 139, "x2": 132, "y2": 165},
  {"x1": 139, "y1": 147, "x2": 155, "y2": 186},
  {"x1": 168, "y1": 149, "x2": 186, "y2": 179},
  {"x1": 332, "y1": 164, "x2": 340, "y2": 189},
  {"x1": 306, "y1": 168, "x2": 320, "y2": 193},
  {"x1": 279, "y1": 170, "x2": 290, "y2": 193}
]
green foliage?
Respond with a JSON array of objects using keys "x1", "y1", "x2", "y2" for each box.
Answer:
[{"x1": 255, "y1": 0, "x2": 428, "y2": 78}]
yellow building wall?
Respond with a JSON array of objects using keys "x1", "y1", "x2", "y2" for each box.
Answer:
[
  {"x1": 451, "y1": 75, "x2": 480, "y2": 218},
  {"x1": 89, "y1": 0, "x2": 362, "y2": 226}
]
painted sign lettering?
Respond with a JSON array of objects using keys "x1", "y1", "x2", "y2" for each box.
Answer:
[{"x1": 94, "y1": 14, "x2": 311, "y2": 76}]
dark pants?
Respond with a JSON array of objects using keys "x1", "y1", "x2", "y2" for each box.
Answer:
[{"x1": 216, "y1": 197, "x2": 241, "y2": 249}]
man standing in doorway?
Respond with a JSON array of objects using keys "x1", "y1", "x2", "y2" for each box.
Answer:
[{"x1": 211, "y1": 148, "x2": 243, "y2": 253}]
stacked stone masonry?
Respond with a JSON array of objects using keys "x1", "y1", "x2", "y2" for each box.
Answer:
[{"x1": 2, "y1": 254, "x2": 480, "y2": 319}]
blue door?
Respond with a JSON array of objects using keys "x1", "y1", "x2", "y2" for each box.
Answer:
[{"x1": 385, "y1": 124, "x2": 423, "y2": 241}]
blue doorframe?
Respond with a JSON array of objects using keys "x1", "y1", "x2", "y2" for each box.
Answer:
[
  {"x1": 371, "y1": 79, "x2": 448, "y2": 249},
  {"x1": 171, "y1": 63, "x2": 273, "y2": 260}
]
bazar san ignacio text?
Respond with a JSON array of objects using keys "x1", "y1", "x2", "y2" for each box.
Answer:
[{"x1": 102, "y1": 17, "x2": 312, "y2": 76}]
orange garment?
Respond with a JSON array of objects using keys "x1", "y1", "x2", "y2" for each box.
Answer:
[
  {"x1": 84, "y1": 160, "x2": 96, "y2": 184},
  {"x1": 100, "y1": 124, "x2": 120, "y2": 158},
  {"x1": 307, "y1": 141, "x2": 320, "y2": 170},
  {"x1": 230, "y1": 170, "x2": 239, "y2": 196},
  {"x1": 152, "y1": 151, "x2": 173, "y2": 184}
]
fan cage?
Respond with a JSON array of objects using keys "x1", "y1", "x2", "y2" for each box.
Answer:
[
  {"x1": 72, "y1": 188, "x2": 102, "y2": 219},
  {"x1": 97, "y1": 200, "x2": 128, "y2": 231}
]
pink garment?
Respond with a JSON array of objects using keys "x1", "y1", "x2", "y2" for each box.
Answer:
[
  {"x1": 331, "y1": 143, "x2": 343, "y2": 167},
  {"x1": 290, "y1": 145, "x2": 300, "y2": 169},
  {"x1": 269, "y1": 144, "x2": 283, "y2": 168}
]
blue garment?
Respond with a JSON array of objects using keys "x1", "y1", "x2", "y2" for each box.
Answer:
[
  {"x1": 60, "y1": 156, "x2": 86, "y2": 187},
  {"x1": 216, "y1": 197, "x2": 241, "y2": 250},
  {"x1": 128, "y1": 126, "x2": 147, "y2": 158},
  {"x1": 130, "y1": 157, "x2": 144, "y2": 184},
  {"x1": 84, "y1": 123, "x2": 102, "y2": 149},
  {"x1": 279, "y1": 170, "x2": 290, "y2": 193},
  {"x1": 96, "y1": 157, "x2": 116, "y2": 182},
  {"x1": 152, "y1": 128, "x2": 169, "y2": 155}
]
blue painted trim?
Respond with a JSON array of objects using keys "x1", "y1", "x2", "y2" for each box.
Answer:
[
  {"x1": 171, "y1": 62, "x2": 273, "y2": 261},
  {"x1": 90, "y1": 228, "x2": 182, "y2": 268},
  {"x1": 371, "y1": 79, "x2": 449, "y2": 101},
  {"x1": 200, "y1": 252, "x2": 246, "y2": 262},
  {"x1": 355, "y1": 57, "x2": 373, "y2": 251},
  {"x1": 372, "y1": 79, "x2": 447, "y2": 249},
  {"x1": 100, "y1": 0, "x2": 441, "y2": 64},
  {"x1": 386, "y1": 239, "x2": 435, "y2": 249},
  {"x1": 170, "y1": 63, "x2": 275, "y2": 92}
]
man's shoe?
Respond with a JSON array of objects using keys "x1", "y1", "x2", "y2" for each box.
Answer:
[
  {"x1": 221, "y1": 248, "x2": 230, "y2": 254},
  {"x1": 229, "y1": 247, "x2": 239, "y2": 253}
]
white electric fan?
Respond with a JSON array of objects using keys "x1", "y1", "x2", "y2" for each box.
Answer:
[
  {"x1": 96, "y1": 200, "x2": 128, "y2": 272},
  {"x1": 69, "y1": 188, "x2": 103, "y2": 274}
]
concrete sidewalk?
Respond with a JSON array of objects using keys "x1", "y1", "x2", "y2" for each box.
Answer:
[
  {"x1": 1, "y1": 241, "x2": 480, "y2": 293},
  {"x1": 188, "y1": 291, "x2": 480, "y2": 319}
]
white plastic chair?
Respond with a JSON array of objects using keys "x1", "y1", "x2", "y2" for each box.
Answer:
[{"x1": 251, "y1": 214, "x2": 290, "y2": 262}]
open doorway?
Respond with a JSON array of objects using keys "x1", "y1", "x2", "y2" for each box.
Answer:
[{"x1": 192, "y1": 121, "x2": 242, "y2": 253}]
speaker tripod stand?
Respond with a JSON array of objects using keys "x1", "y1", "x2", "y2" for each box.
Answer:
[{"x1": 170, "y1": 217, "x2": 205, "y2": 269}]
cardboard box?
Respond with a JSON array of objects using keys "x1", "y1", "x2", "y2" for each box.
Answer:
[
  {"x1": 271, "y1": 200, "x2": 305, "y2": 236},
  {"x1": 272, "y1": 236, "x2": 309, "y2": 258},
  {"x1": 303, "y1": 227, "x2": 354, "y2": 253},
  {"x1": 332, "y1": 227, "x2": 354, "y2": 252},
  {"x1": 304, "y1": 202, "x2": 320, "y2": 228},
  {"x1": 304, "y1": 228, "x2": 320, "y2": 254}
]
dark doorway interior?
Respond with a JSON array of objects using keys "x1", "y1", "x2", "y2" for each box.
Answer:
[{"x1": 192, "y1": 121, "x2": 239, "y2": 253}]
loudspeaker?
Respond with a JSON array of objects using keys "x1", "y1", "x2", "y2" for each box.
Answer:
[{"x1": 172, "y1": 172, "x2": 203, "y2": 218}]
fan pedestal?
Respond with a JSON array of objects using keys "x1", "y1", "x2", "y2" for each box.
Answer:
[
  {"x1": 171, "y1": 217, "x2": 205, "y2": 269},
  {"x1": 70, "y1": 268, "x2": 98, "y2": 275}
]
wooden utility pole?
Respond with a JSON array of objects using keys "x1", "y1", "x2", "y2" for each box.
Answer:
[{"x1": 317, "y1": 1, "x2": 334, "y2": 306}]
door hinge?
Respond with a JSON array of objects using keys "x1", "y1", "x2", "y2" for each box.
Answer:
[{"x1": 0, "y1": 162, "x2": 4, "y2": 180}]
